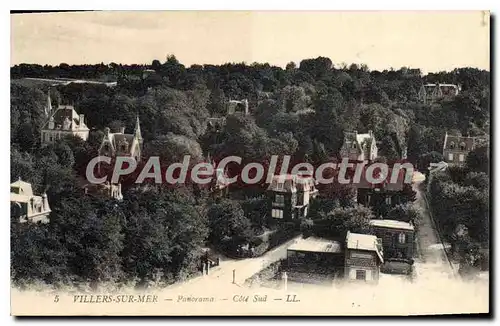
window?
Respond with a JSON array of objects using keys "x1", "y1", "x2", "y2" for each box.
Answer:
[
  {"x1": 448, "y1": 153, "x2": 454, "y2": 161},
  {"x1": 398, "y1": 233, "x2": 406, "y2": 244},
  {"x1": 304, "y1": 206, "x2": 308, "y2": 217},
  {"x1": 449, "y1": 141, "x2": 455, "y2": 149},
  {"x1": 276, "y1": 181, "x2": 284, "y2": 190},
  {"x1": 459, "y1": 154, "x2": 465, "y2": 162},
  {"x1": 356, "y1": 270, "x2": 366, "y2": 280},
  {"x1": 275, "y1": 194, "x2": 285, "y2": 205},
  {"x1": 272, "y1": 209, "x2": 283, "y2": 219},
  {"x1": 351, "y1": 142, "x2": 357, "y2": 149},
  {"x1": 459, "y1": 142, "x2": 466, "y2": 151},
  {"x1": 385, "y1": 197, "x2": 391, "y2": 205}
]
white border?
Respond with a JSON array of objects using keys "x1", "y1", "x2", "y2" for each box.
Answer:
[{"x1": 3, "y1": 1, "x2": 497, "y2": 325}]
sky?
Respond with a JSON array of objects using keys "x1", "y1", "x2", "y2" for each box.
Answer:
[{"x1": 10, "y1": 11, "x2": 490, "y2": 73}]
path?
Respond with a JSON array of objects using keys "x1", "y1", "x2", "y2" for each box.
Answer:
[
  {"x1": 166, "y1": 235, "x2": 301, "y2": 292},
  {"x1": 412, "y1": 172, "x2": 456, "y2": 279}
]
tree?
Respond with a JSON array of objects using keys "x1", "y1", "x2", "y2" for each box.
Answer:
[
  {"x1": 146, "y1": 132, "x2": 203, "y2": 164},
  {"x1": 240, "y1": 196, "x2": 267, "y2": 227},
  {"x1": 285, "y1": 61, "x2": 297, "y2": 71},
  {"x1": 11, "y1": 223, "x2": 70, "y2": 286},
  {"x1": 312, "y1": 205, "x2": 374, "y2": 239},
  {"x1": 121, "y1": 186, "x2": 208, "y2": 284},
  {"x1": 379, "y1": 135, "x2": 400, "y2": 161},
  {"x1": 463, "y1": 171, "x2": 489, "y2": 191},
  {"x1": 299, "y1": 57, "x2": 333, "y2": 79},
  {"x1": 11, "y1": 146, "x2": 40, "y2": 188},
  {"x1": 466, "y1": 145, "x2": 489, "y2": 174},
  {"x1": 387, "y1": 203, "x2": 422, "y2": 226},
  {"x1": 279, "y1": 85, "x2": 309, "y2": 113},
  {"x1": 418, "y1": 151, "x2": 444, "y2": 172},
  {"x1": 207, "y1": 199, "x2": 253, "y2": 250},
  {"x1": 50, "y1": 197, "x2": 125, "y2": 284},
  {"x1": 407, "y1": 125, "x2": 428, "y2": 166}
]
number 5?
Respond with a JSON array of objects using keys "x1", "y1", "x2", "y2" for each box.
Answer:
[{"x1": 54, "y1": 295, "x2": 59, "y2": 303}]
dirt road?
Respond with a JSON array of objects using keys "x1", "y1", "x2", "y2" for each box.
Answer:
[
  {"x1": 166, "y1": 235, "x2": 301, "y2": 292},
  {"x1": 412, "y1": 172, "x2": 456, "y2": 279}
]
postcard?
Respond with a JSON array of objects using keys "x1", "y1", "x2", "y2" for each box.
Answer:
[{"x1": 10, "y1": 10, "x2": 490, "y2": 316}]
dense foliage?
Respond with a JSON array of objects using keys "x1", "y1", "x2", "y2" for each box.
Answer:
[
  {"x1": 10, "y1": 56, "x2": 490, "y2": 286},
  {"x1": 427, "y1": 146, "x2": 490, "y2": 274}
]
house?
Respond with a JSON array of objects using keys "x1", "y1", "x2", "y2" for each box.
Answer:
[
  {"x1": 10, "y1": 178, "x2": 51, "y2": 224},
  {"x1": 344, "y1": 232, "x2": 384, "y2": 283},
  {"x1": 267, "y1": 174, "x2": 318, "y2": 221},
  {"x1": 355, "y1": 165, "x2": 411, "y2": 216},
  {"x1": 98, "y1": 117, "x2": 143, "y2": 164},
  {"x1": 286, "y1": 237, "x2": 344, "y2": 284},
  {"x1": 40, "y1": 92, "x2": 90, "y2": 144},
  {"x1": 227, "y1": 99, "x2": 249, "y2": 116},
  {"x1": 339, "y1": 130, "x2": 378, "y2": 162},
  {"x1": 369, "y1": 219, "x2": 415, "y2": 260},
  {"x1": 443, "y1": 133, "x2": 488, "y2": 165},
  {"x1": 418, "y1": 83, "x2": 460, "y2": 104},
  {"x1": 285, "y1": 233, "x2": 384, "y2": 284},
  {"x1": 83, "y1": 182, "x2": 124, "y2": 201}
]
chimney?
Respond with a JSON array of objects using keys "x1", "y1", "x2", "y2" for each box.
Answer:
[
  {"x1": 120, "y1": 126, "x2": 126, "y2": 134},
  {"x1": 79, "y1": 114, "x2": 85, "y2": 127},
  {"x1": 368, "y1": 130, "x2": 373, "y2": 137}
]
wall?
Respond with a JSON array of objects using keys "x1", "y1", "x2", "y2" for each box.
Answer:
[{"x1": 371, "y1": 226, "x2": 414, "y2": 259}]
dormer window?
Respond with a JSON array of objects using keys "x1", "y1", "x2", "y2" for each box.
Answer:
[
  {"x1": 48, "y1": 117, "x2": 55, "y2": 129},
  {"x1": 449, "y1": 141, "x2": 455, "y2": 149},
  {"x1": 102, "y1": 144, "x2": 111, "y2": 154},
  {"x1": 459, "y1": 142, "x2": 466, "y2": 151},
  {"x1": 119, "y1": 140, "x2": 129, "y2": 153},
  {"x1": 63, "y1": 117, "x2": 71, "y2": 130},
  {"x1": 351, "y1": 142, "x2": 357, "y2": 149}
]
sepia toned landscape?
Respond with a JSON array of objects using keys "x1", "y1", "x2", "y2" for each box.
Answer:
[{"x1": 10, "y1": 11, "x2": 490, "y2": 316}]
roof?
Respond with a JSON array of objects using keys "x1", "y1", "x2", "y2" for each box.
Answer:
[
  {"x1": 10, "y1": 179, "x2": 34, "y2": 197},
  {"x1": 443, "y1": 133, "x2": 488, "y2": 151},
  {"x1": 356, "y1": 133, "x2": 373, "y2": 146},
  {"x1": 354, "y1": 166, "x2": 409, "y2": 191},
  {"x1": 11, "y1": 179, "x2": 32, "y2": 189},
  {"x1": 101, "y1": 131, "x2": 139, "y2": 156},
  {"x1": 346, "y1": 232, "x2": 379, "y2": 251},
  {"x1": 370, "y1": 219, "x2": 415, "y2": 231},
  {"x1": 43, "y1": 105, "x2": 89, "y2": 130},
  {"x1": 288, "y1": 237, "x2": 343, "y2": 254},
  {"x1": 10, "y1": 193, "x2": 33, "y2": 203},
  {"x1": 343, "y1": 131, "x2": 375, "y2": 153},
  {"x1": 346, "y1": 232, "x2": 384, "y2": 263},
  {"x1": 267, "y1": 174, "x2": 316, "y2": 192}
]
